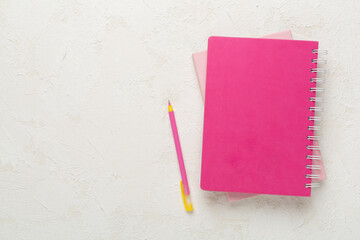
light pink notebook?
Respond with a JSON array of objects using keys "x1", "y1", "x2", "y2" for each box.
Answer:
[
  {"x1": 192, "y1": 31, "x2": 326, "y2": 201},
  {"x1": 201, "y1": 37, "x2": 320, "y2": 196}
]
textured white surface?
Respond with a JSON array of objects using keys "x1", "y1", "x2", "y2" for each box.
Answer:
[{"x1": 1, "y1": 0, "x2": 360, "y2": 239}]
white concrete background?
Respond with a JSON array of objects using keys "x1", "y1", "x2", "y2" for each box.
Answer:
[{"x1": 0, "y1": 0, "x2": 360, "y2": 239}]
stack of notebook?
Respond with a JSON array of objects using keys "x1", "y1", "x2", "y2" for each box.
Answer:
[{"x1": 192, "y1": 31, "x2": 327, "y2": 201}]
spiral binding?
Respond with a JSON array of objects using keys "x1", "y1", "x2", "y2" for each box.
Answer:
[
  {"x1": 306, "y1": 164, "x2": 321, "y2": 170},
  {"x1": 309, "y1": 97, "x2": 323, "y2": 102},
  {"x1": 307, "y1": 145, "x2": 321, "y2": 150},
  {"x1": 307, "y1": 155, "x2": 321, "y2": 160},
  {"x1": 305, "y1": 183, "x2": 321, "y2": 188},
  {"x1": 310, "y1": 87, "x2": 324, "y2": 92},
  {"x1": 308, "y1": 116, "x2": 322, "y2": 121},
  {"x1": 307, "y1": 136, "x2": 320, "y2": 141},
  {"x1": 306, "y1": 48, "x2": 327, "y2": 188},
  {"x1": 309, "y1": 107, "x2": 323, "y2": 112},
  {"x1": 312, "y1": 59, "x2": 327, "y2": 64},
  {"x1": 308, "y1": 126, "x2": 320, "y2": 131},
  {"x1": 312, "y1": 49, "x2": 328, "y2": 54},
  {"x1": 311, "y1": 68, "x2": 326, "y2": 73},
  {"x1": 310, "y1": 78, "x2": 325, "y2": 83},
  {"x1": 306, "y1": 174, "x2": 320, "y2": 179}
]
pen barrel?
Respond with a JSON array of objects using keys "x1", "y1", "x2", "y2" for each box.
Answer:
[{"x1": 169, "y1": 111, "x2": 190, "y2": 195}]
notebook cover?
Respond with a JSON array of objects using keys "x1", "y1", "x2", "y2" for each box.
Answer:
[
  {"x1": 192, "y1": 31, "x2": 326, "y2": 201},
  {"x1": 201, "y1": 37, "x2": 319, "y2": 196},
  {"x1": 193, "y1": 30, "x2": 294, "y2": 101}
]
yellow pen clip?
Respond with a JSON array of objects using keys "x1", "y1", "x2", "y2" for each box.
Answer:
[{"x1": 180, "y1": 181, "x2": 193, "y2": 212}]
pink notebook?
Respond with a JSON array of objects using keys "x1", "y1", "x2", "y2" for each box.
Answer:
[
  {"x1": 201, "y1": 37, "x2": 320, "y2": 196},
  {"x1": 192, "y1": 31, "x2": 326, "y2": 201}
]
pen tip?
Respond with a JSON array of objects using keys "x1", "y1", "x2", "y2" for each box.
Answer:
[{"x1": 168, "y1": 100, "x2": 171, "y2": 106}]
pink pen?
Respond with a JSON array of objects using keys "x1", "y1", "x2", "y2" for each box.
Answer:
[{"x1": 168, "y1": 101, "x2": 193, "y2": 211}]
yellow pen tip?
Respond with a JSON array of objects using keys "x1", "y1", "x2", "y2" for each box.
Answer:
[
  {"x1": 184, "y1": 196, "x2": 193, "y2": 212},
  {"x1": 180, "y1": 181, "x2": 193, "y2": 212}
]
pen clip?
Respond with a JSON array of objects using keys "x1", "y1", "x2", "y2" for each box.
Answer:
[{"x1": 180, "y1": 181, "x2": 193, "y2": 212}]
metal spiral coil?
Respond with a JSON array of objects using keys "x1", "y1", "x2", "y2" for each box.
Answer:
[
  {"x1": 312, "y1": 59, "x2": 327, "y2": 64},
  {"x1": 311, "y1": 68, "x2": 326, "y2": 73},
  {"x1": 309, "y1": 97, "x2": 323, "y2": 102},
  {"x1": 309, "y1": 107, "x2": 324, "y2": 112},
  {"x1": 306, "y1": 164, "x2": 321, "y2": 170},
  {"x1": 308, "y1": 126, "x2": 320, "y2": 131},
  {"x1": 310, "y1": 78, "x2": 325, "y2": 83},
  {"x1": 310, "y1": 87, "x2": 324, "y2": 92},
  {"x1": 307, "y1": 49, "x2": 327, "y2": 188},
  {"x1": 307, "y1": 136, "x2": 320, "y2": 141},
  {"x1": 305, "y1": 182, "x2": 321, "y2": 188},
  {"x1": 307, "y1": 155, "x2": 321, "y2": 160},
  {"x1": 306, "y1": 174, "x2": 321, "y2": 179},
  {"x1": 308, "y1": 116, "x2": 322, "y2": 121},
  {"x1": 312, "y1": 49, "x2": 328, "y2": 54},
  {"x1": 307, "y1": 145, "x2": 321, "y2": 150}
]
